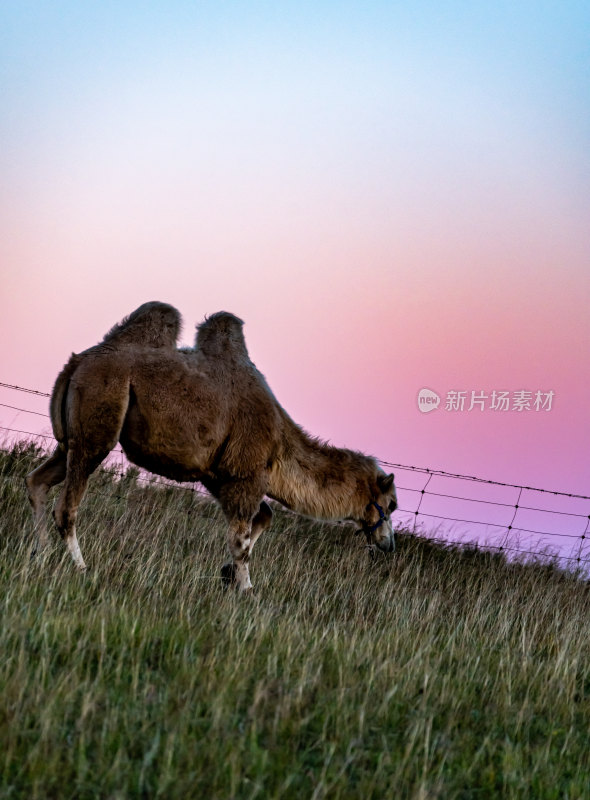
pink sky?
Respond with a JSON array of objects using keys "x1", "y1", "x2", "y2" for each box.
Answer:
[{"x1": 1, "y1": 3, "x2": 589, "y2": 559}]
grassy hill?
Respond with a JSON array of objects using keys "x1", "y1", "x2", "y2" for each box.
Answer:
[{"x1": 1, "y1": 442, "x2": 589, "y2": 799}]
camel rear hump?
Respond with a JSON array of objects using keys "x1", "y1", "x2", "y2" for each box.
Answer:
[
  {"x1": 195, "y1": 312, "x2": 249, "y2": 360},
  {"x1": 50, "y1": 302, "x2": 181, "y2": 444}
]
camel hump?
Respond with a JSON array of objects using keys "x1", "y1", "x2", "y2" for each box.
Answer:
[
  {"x1": 195, "y1": 311, "x2": 249, "y2": 359},
  {"x1": 102, "y1": 301, "x2": 181, "y2": 349}
]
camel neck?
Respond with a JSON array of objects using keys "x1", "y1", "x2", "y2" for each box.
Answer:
[{"x1": 267, "y1": 417, "x2": 373, "y2": 520}]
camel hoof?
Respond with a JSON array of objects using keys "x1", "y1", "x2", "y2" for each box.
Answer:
[{"x1": 221, "y1": 561, "x2": 237, "y2": 587}]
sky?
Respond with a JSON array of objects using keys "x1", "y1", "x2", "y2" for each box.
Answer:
[{"x1": 1, "y1": 2, "x2": 589, "y2": 553}]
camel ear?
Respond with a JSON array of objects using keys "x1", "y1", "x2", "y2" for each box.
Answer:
[{"x1": 378, "y1": 473, "x2": 394, "y2": 493}]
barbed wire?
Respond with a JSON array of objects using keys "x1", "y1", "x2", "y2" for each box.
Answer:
[
  {"x1": 0, "y1": 382, "x2": 50, "y2": 397},
  {"x1": 0, "y1": 402, "x2": 49, "y2": 418},
  {"x1": 0, "y1": 425, "x2": 54, "y2": 441},
  {"x1": 380, "y1": 459, "x2": 590, "y2": 501},
  {"x1": 2, "y1": 381, "x2": 590, "y2": 569}
]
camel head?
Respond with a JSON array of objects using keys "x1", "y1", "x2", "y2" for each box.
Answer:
[{"x1": 358, "y1": 471, "x2": 397, "y2": 553}]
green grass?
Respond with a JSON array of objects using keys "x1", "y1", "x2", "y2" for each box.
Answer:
[{"x1": 1, "y1": 441, "x2": 589, "y2": 799}]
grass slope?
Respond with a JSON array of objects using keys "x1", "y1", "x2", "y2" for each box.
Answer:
[{"x1": 0, "y1": 442, "x2": 589, "y2": 799}]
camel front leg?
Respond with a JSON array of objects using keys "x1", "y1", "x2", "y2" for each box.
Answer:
[
  {"x1": 226, "y1": 518, "x2": 254, "y2": 592},
  {"x1": 221, "y1": 501, "x2": 273, "y2": 589}
]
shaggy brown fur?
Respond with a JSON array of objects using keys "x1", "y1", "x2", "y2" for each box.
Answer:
[
  {"x1": 102, "y1": 301, "x2": 181, "y2": 349},
  {"x1": 26, "y1": 305, "x2": 397, "y2": 591}
]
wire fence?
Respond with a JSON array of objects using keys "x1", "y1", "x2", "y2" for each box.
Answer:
[{"x1": 2, "y1": 381, "x2": 589, "y2": 570}]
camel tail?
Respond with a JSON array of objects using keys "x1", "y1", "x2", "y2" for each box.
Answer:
[{"x1": 50, "y1": 354, "x2": 82, "y2": 446}]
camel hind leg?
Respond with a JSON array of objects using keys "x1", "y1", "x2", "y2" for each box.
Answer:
[
  {"x1": 25, "y1": 446, "x2": 67, "y2": 555},
  {"x1": 53, "y1": 440, "x2": 119, "y2": 571},
  {"x1": 53, "y1": 378, "x2": 131, "y2": 571},
  {"x1": 53, "y1": 450, "x2": 93, "y2": 571}
]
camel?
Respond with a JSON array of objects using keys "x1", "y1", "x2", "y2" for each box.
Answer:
[{"x1": 26, "y1": 302, "x2": 397, "y2": 592}]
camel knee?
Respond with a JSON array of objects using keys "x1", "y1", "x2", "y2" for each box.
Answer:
[
  {"x1": 25, "y1": 469, "x2": 52, "y2": 514},
  {"x1": 53, "y1": 496, "x2": 77, "y2": 537},
  {"x1": 25, "y1": 470, "x2": 55, "y2": 552},
  {"x1": 25, "y1": 473, "x2": 40, "y2": 511},
  {"x1": 53, "y1": 506, "x2": 68, "y2": 537},
  {"x1": 25, "y1": 449, "x2": 66, "y2": 503},
  {"x1": 228, "y1": 527, "x2": 251, "y2": 562}
]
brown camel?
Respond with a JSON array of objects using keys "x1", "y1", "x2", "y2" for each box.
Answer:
[{"x1": 26, "y1": 302, "x2": 397, "y2": 591}]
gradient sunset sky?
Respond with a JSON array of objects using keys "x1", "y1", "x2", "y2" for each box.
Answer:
[{"x1": 1, "y1": 2, "x2": 589, "y2": 504}]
